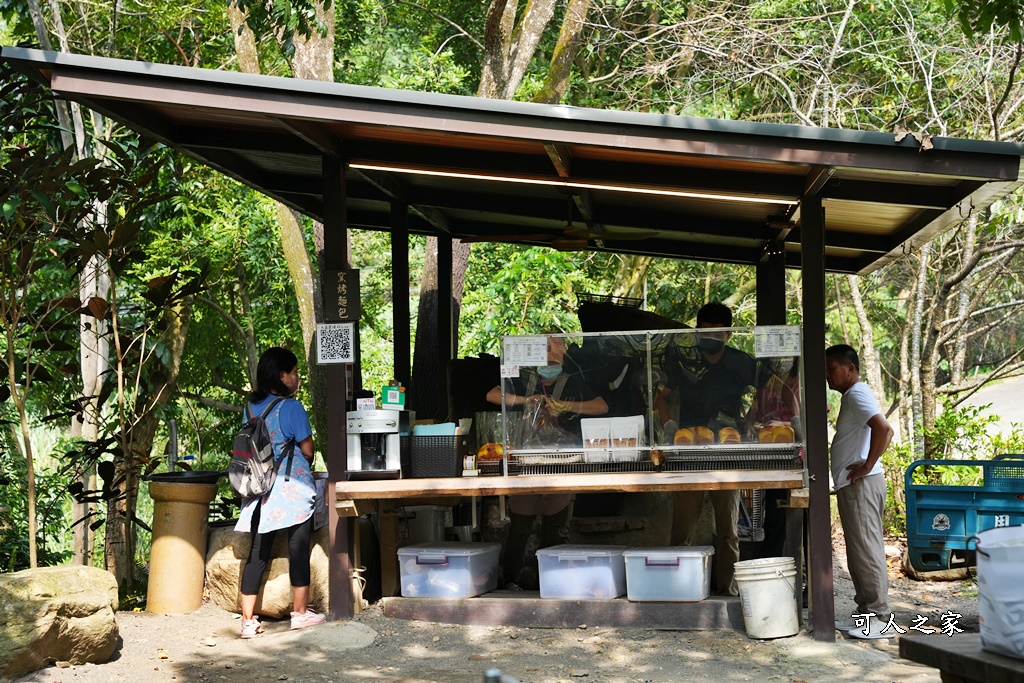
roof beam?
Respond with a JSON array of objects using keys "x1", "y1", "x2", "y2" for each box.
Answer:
[
  {"x1": 820, "y1": 180, "x2": 956, "y2": 209},
  {"x1": 174, "y1": 125, "x2": 320, "y2": 157},
  {"x1": 353, "y1": 168, "x2": 452, "y2": 234},
  {"x1": 544, "y1": 143, "x2": 572, "y2": 177},
  {"x1": 273, "y1": 116, "x2": 342, "y2": 158}
]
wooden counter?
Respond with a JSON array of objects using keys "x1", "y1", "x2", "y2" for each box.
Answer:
[{"x1": 334, "y1": 468, "x2": 805, "y2": 502}]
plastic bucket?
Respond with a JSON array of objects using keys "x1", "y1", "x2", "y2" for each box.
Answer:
[
  {"x1": 734, "y1": 557, "x2": 799, "y2": 639},
  {"x1": 977, "y1": 525, "x2": 1024, "y2": 660}
]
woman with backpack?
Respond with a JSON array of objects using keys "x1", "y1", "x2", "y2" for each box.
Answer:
[{"x1": 234, "y1": 347, "x2": 325, "y2": 638}]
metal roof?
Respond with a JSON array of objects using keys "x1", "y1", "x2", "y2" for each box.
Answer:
[{"x1": 5, "y1": 47, "x2": 1024, "y2": 275}]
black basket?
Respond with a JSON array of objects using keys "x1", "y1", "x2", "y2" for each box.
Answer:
[{"x1": 402, "y1": 435, "x2": 467, "y2": 478}]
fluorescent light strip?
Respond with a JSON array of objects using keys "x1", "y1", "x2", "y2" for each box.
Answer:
[{"x1": 350, "y1": 163, "x2": 796, "y2": 205}]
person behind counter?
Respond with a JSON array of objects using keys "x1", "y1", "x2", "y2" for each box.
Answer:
[
  {"x1": 485, "y1": 335, "x2": 609, "y2": 589},
  {"x1": 746, "y1": 357, "x2": 800, "y2": 559},
  {"x1": 669, "y1": 302, "x2": 756, "y2": 597},
  {"x1": 234, "y1": 347, "x2": 325, "y2": 638}
]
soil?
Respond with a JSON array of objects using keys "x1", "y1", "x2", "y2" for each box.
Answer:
[{"x1": 16, "y1": 537, "x2": 979, "y2": 683}]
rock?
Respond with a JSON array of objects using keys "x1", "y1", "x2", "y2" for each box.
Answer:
[
  {"x1": 205, "y1": 523, "x2": 329, "y2": 619},
  {"x1": 884, "y1": 545, "x2": 901, "y2": 558},
  {"x1": 0, "y1": 566, "x2": 119, "y2": 679}
]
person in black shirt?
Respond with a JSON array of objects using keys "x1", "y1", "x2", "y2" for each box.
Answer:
[
  {"x1": 669, "y1": 303, "x2": 756, "y2": 596},
  {"x1": 486, "y1": 336, "x2": 608, "y2": 588}
]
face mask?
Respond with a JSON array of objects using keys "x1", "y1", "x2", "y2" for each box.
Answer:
[
  {"x1": 698, "y1": 336, "x2": 725, "y2": 355},
  {"x1": 537, "y1": 364, "x2": 563, "y2": 379}
]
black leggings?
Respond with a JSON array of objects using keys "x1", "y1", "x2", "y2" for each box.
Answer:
[{"x1": 240, "y1": 502, "x2": 313, "y2": 595}]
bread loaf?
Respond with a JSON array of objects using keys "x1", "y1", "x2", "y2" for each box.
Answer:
[{"x1": 718, "y1": 427, "x2": 741, "y2": 444}]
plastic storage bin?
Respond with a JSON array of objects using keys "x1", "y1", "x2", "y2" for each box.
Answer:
[
  {"x1": 397, "y1": 542, "x2": 500, "y2": 598},
  {"x1": 536, "y1": 544, "x2": 628, "y2": 599},
  {"x1": 623, "y1": 546, "x2": 714, "y2": 602}
]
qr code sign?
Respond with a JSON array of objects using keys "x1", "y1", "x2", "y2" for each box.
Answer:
[{"x1": 317, "y1": 323, "x2": 355, "y2": 364}]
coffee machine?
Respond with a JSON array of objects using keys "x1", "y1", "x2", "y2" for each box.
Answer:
[{"x1": 346, "y1": 410, "x2": 409, "y2": 480}]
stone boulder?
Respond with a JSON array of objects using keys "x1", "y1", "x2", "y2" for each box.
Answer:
[
  {"x1": 205, "y1": 523, "x2": 329, "y2": 619},
  {"x1": 0, "y1": 566, "x2": 119, "y2": 679}
]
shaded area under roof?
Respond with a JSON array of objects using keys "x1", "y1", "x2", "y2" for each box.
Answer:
[{"x1": 4, "y1": 47, "x2": 1024, "y2": 275}]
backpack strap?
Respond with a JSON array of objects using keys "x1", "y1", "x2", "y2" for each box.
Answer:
[
  {"x1": 259, "y1": 396, "x2": 286, "y2": 420},
  {"x1": 261, "y1": 396, "x2": 294, "y2": 480},
  {"x1": 282, "y1": 438, "x2": 296, "y2": 482}
]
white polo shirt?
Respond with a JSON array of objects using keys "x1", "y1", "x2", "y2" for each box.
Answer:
[{"x1": 830, "y1": 381, "x2": 884, "y2": 490}]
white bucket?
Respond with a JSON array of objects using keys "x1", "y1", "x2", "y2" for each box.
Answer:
[
  {"x1": 734, "y1": 557, "x2": 799, "y2": 639},
  {"x1": 977, "y1": 525, "x2": 1024, "y2": 661}
]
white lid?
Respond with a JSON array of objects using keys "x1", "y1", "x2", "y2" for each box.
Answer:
[
  {"x1": 397, "y1": 542, "x2": 500, "y2": 557},
  {"x1": 535, "y1": 544, "x2": 629, "y2": 557},
  {"x1": 622, "y1": 546, "x2": 714, "y2": 558}
]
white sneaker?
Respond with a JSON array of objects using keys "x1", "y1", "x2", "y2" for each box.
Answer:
[
  {"x1": 240, "y1": 617, "x2": 262, "y2": 639},
  {"x1": 290, "y1": 609, "x2": 326, "y2": 630}
]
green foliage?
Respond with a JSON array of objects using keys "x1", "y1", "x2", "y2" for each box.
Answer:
[
  {"x1": 0, "y1": 429, "x2": 74, "y2": 571},
  {"x1": 943, "y1": 0, "x2": 1024, "y2": 41},
  {"x1": 924, "y1": 401, "x2": 999, "y2": 459},
  {"x1": 882, "y1": 441, "x2": 916, "y2": 536}
]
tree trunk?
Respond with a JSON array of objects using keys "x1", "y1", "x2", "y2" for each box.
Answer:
[
  {"x1": 229, "y1": 2, "x2": 334, "y2": 442},
  {"x1": 950, "y1": 215, "x2": 977, "y2": 388},
  {"x1": 847, "y1": 274, "x2": 884, "y2": 403},
  {"x1": 910, "y1": 244, "x2": 929, "y2": 456},
  {"x1": 532, "y1": 0, "x2": 593, "y2": 104}
]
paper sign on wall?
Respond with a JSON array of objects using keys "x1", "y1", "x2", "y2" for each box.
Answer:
[
  {"x1": 500, "y1": 364, "x2": 520, "y2": 378},
  {"x1": 502, "y1": 336, "x2": 548, "y2": 366},
  {"x1": 754, "y1": 325, "x2": 801, "y2": 358}
]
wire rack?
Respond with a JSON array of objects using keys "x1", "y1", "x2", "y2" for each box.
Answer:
[{"x1": 494, "y1": 444, "x2": 803, "y2": 476}]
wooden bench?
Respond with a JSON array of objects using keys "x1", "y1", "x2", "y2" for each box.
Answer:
[{"x1": 900, "y1": 633, "x2": 1024, "y2": 683}]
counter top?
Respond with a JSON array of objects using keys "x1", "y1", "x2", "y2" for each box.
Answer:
[{"x1": 334, "y1": 468, "x2": 804, "y2": 500}]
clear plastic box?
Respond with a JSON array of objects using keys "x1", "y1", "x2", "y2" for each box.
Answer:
[
  {"x1": 536, "y1": 544, "x2": 628, "y2": 599},
  {"x1": 397, "y1": 542, "x2": 500, "y2": 598},
  {"x1": 623, "y1": 546, "x2": 714, "y2": 602}
]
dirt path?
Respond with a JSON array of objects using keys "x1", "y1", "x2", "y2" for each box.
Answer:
[{"x1": 16, "y1": 540, "x2": 977, "y2": 683}]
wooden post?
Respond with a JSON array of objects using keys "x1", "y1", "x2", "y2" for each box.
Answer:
[
  {"x1": 800, "y1": 193, "x2": 836, "y2": 641},
  {"x1": 323, "y1": 155, "x2": 353, "y2": 621}
]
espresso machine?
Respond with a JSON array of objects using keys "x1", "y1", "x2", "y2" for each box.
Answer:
[{"x1": 346, "y1": 409, "x2": 410, "y2": 480}]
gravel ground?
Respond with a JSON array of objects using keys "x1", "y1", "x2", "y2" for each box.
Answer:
[{"x1": 15, "y1": 538, "x2": 978, "y2": 683}]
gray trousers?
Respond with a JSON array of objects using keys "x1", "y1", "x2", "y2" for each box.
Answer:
[
  {"x1": 671, "y1": 489, "x2": 740, "y2": 596},
  {"x1": 836, "y1": 473, "x2": 890, "y2": 616}
]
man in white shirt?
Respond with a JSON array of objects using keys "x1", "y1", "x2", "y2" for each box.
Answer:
[{"x1": 825, "y1": 344, "x2": 895, "y2": 639}]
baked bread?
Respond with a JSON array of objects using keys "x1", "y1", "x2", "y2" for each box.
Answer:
[
  {"x1": 758, "y1": 425, "x2": 795, "y2": 443},
  {"x1": 476, "y1": 442, "x2": 505, "y2": 461},
  {"x1": 718, "y1": 427, "x2": 741, "y2": 444},
  {"x1": 673, "y1": 427, "x2": 695, "y2": 445},
  {"x1": 693, "y1": 426, "x2": 715, "y2": 444}
]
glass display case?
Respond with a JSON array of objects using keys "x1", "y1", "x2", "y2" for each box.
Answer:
[{"x1": 491, "y1": 327, "x2": 806, "y2": 477}]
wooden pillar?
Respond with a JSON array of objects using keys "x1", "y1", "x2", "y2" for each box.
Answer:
[
  {"x1": 800, "y1": 193, "x2": 836, "y2": 641},
  {"x1": 391, "y1": 201, "x2": 411, "y2": 387},
  {"x1": 323, "y1": 156, "x2": 353, "y2": 621}
]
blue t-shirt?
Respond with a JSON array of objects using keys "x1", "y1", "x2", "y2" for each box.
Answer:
[{"x1": 234, "y1": 395, "x2": 315, "y2": 534}]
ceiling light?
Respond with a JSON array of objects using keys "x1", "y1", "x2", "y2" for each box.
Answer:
[{"x1": 349, "y1": 163, "x2": 796, "y2": 205}]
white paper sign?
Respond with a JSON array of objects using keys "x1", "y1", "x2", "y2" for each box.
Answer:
[
  {"x1": 316, "y1": 322, "x2": 355, "y2": 364},
  {"x1": 500, "y1": 364, "x2": 520, "y2": 378},
  {"x1": 502, "y1": 336, "x2": 548, "y2": 366},
  {"x1": 356, "y1": 398, "x2": 376, "y2": 411},
  {"x1": 754, "y1": 325, "x2": 801, "y2": 358}
]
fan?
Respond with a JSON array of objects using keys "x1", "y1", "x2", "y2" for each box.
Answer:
[{"x1": 461, "y1": 196, "x2": 658, "y2": 251}]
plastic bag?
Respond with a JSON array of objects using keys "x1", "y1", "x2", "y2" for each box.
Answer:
[
  {"x1": 977, "y1": 525, "x2": 1024, "y2": 660},
  {"x1": 516, "y1": 398, "x2": 578, "y2": 449}
]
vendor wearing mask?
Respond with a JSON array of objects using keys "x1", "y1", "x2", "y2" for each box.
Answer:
[
  {"x1": 485, "y1": 336, "x2": 609, "y2": 440},
  {"x1": 486, "y1": 335, "x2": 609, "y2": 590}
]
